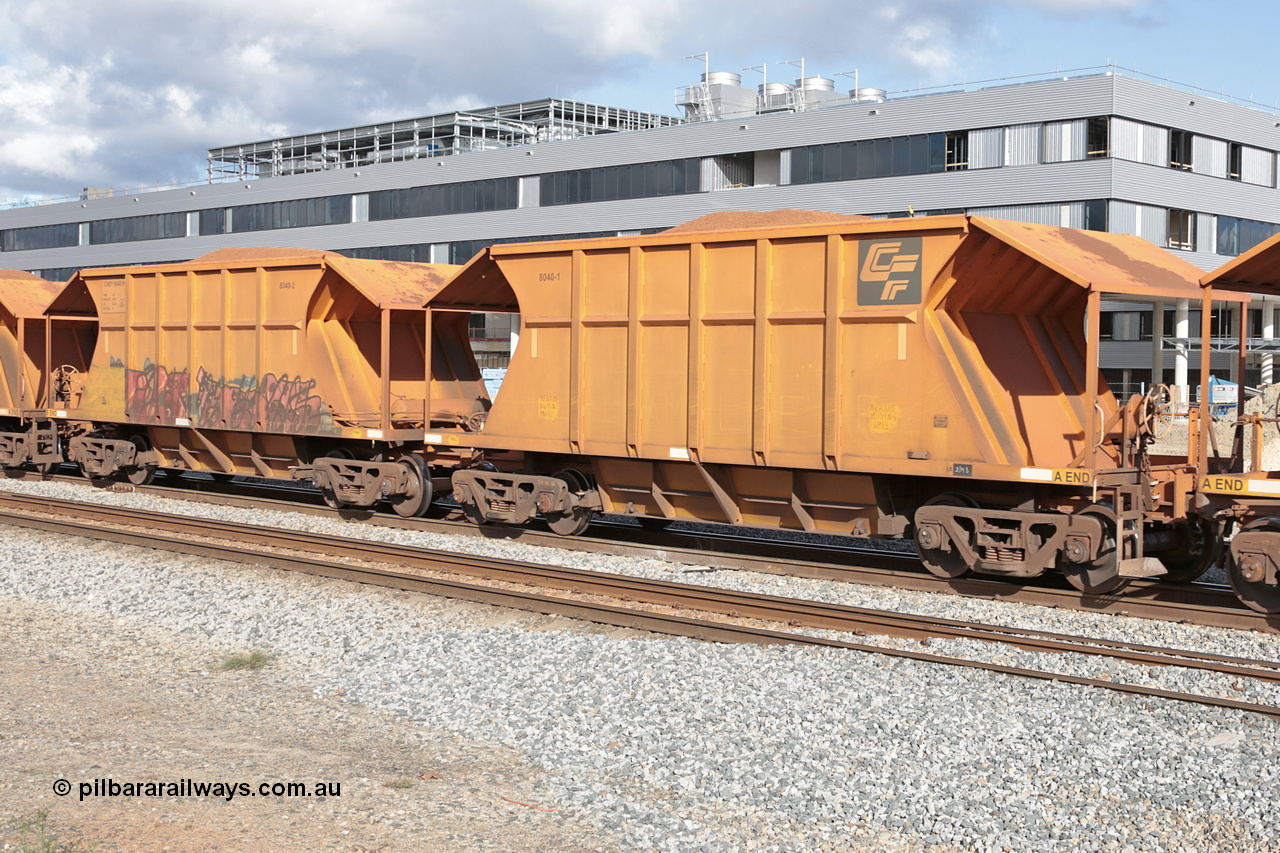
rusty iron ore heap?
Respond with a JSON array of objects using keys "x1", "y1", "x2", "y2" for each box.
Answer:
[{"x1": 3, "y1": 211, "x2": 1280, "y2": 614}]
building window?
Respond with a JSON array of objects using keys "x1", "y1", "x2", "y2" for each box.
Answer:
[
  {"x1": 1186, "y1": 309, "x2": 1234, "y2": 337},
  {"x1": 445, "y1": 230, "x2": 658, "y2": 264},
  {"x1": 1086, "y1": 117, "x2": 1109, "y2": 158},
  {"x1": 199, "y1": 208, "x2": 227, "y2": 235},
  {"x1": 792, "y1": 134, "x2": 945, "y2": 185},
  {"x1": 230, "y1": 195, "x2": 352, "y2": 233},
  {"x1": 341, "y1": 244, "x2": 435, "y2": 263},
  {"x1": 944, "y1": 132, "x2": 968, "y2": 171},
  {"x1": 711, "y1": 152, "x2": 753, "y2": 189},
  {"x1": 89, "y1": 213, "x2": 187, "y2": 245},
  {"x1": 1100, "y1": 311, "x2": 1143, "y2": 341},
  {"x1": 1167, "y1": 209, "x2": 1195, "y2": 250},
  {"x1": 0, "y1": 222, "x2": 80, "y2": 252},
  {"x1": 368, "y1": 178, "x2": 518, "y2": 220},
  {"x1": 1216, "y1": 215, "x2": 1280, "y2": 256},
  {"x1": 1229, "y1": 142, "x2": 1243, "y2": 181},
  {"x1": 540, "y1": 159, "x2": 701, "y2": 206},
  {"x1": 32, "y1": 267, "x2": 80, "y2": 282},
  {"x1": 1083, "y1": 199, "x2": 1108, "y2": 232},
  {"x1": 1169, "y1": 129, "x2": 1193, "y2": 171}
]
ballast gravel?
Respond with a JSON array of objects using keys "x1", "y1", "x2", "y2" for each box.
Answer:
[{"x1": 0, "y1": 476, "x2": 1278, "y2": 851}]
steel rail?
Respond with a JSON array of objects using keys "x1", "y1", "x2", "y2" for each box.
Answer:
[
  {"x1": 2, "y1": 491, "x2": 1278, "y2": 679},
  {"x1": 1, "y1": 492, "x2": 1279, "y2": 720},
  {"x1": 23, "y1": 471, "x2": 1277, "y2": 633}
]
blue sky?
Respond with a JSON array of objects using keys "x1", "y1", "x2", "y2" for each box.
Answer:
[{"x1": 0, "y1": 0, "x2": 1272, "y2": 200}]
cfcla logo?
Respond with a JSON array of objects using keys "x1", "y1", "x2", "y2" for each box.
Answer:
[{"x1": 857, "y1": 237, "x2": 923, "y2": 306}]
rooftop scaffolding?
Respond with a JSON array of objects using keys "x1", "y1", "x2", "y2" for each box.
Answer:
[{"x1": 207, "y1": 98, "x2": 680, "y2": 181}]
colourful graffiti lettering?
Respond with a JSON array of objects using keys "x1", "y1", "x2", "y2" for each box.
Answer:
[
  {"x1": 125, "y1": 361, "x2": 189, "y2": 420},
  {"x1": 194, "y1": 367, "x2": 330, "y2": 432}
]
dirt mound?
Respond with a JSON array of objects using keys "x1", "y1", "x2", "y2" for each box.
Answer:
[
  {"x1": 1246, "y1": 383, "x2": 1280, "y2": 416},
  {"x1": 662, "y1": 209, "x2": 875, "y2": 234},
  {"x1": 0, "y1": 268, "x2": 49, "y2": 282},
  {"x1": 192, "y1": 247, "x2": 343, "y2": 264}
]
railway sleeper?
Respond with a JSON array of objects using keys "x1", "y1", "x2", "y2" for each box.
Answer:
[
  {"x1": 292, "y1": 458, "x2": 417, "y2": 509},
  {"x1": 0, "y1": 427, "x2": 60, "y2": 467},
  {"x1": 452, "y1": 469, "x2": 602, "y2": 527}
]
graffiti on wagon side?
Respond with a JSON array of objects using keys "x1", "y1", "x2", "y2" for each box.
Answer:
[
  {"x1": 125, "y1": 361, "x2": 190, "y2": 420},
  {"x1": 194, "y1": 367, "x2": 333, "y2": 433}
]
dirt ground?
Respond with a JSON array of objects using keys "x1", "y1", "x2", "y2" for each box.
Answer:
[{"x1": 0, "y1": 597, "x2": 614, "y2": 853}]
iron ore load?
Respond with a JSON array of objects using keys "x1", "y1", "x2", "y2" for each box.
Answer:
[{"x1": 3, "y1": 211, "x2": 1280, "y2": 615}]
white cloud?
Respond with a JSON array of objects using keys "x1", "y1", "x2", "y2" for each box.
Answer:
[
  {"x1": 1019, "y1": 0, "x2": 1145, "y2": 11},
  {"x1": 0, "y1": 0, "x2": 1151, "y2": 198}
]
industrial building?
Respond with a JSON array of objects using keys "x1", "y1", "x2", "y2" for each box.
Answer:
[{"x1": 2, "y1": 65, "x2": 1279, "y2": 393}]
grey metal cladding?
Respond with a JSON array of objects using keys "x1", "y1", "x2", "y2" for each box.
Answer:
[
  {"x1": 1112, "y1": 75, "x2": 1280, "y2": 151},
  {"x1": 1138, "y1": 204, "x2": 1168, "y2": 245},
  {"x1": 1004, "y1": 124, "x2": 1042, "y2": 166},
  {"x1": 968, "y1": 128, "x2": 1004, "y2": 169},
  {"x1": 1242, "y1": 147, "x2": 1275, "y2": 185},
  {"x1": 1193, "y1": 136, "x2": 1228, "y2": 177},
  {"x1": 1109, "y1": 200, "x2": 1140, "y2": 237},
  {"x1": 1101, "y1": 341, "x2": 1236, "y2": 371},
  {"x1": 1112, "y1": 118, "x2": 1144, "y2": 161},
  {"x1": 1111, "y1": 158, "x2": 1277, "y2": 221},
  {"x1": 0, "y1": 158, "x2": 1119, "y2": 270},
  {"x1": 1141, "y1": 124, "x2": 1170, "y2": 166},
  {"x1": 971, "y1": 202, "x2": 1073, "y2": 226},
  {"x1": 1197, "y1": 212, "x2": 1218, "y2": 254}
]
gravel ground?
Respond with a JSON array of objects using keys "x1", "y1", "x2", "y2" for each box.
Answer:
[{"x1": 0, "y1": 475, "x2": 1278, "y2": 851}]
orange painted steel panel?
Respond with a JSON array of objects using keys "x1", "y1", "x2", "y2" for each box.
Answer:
[
  {"x1": 64, "y1": 251, "x2": 466, "y2": 436},
  {"x1": 464, "y1": 214, "x2": 1209, "y2": 481},
  {"x1": 1201, "y1": 230, "x2": 1280, "y2": 294},
  {"x1": 0, "y1": 270, "x2": 63, "y2": 411}
]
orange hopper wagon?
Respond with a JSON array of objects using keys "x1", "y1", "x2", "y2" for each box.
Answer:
[
  {"x1": 46, "y1": 249, "x2": 489, "y2": 515},
  {"x1": 448, "y1": 212, "x2": 1227, "y2": 593}
]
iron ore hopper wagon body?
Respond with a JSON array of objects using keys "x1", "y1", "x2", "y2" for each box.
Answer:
[
  {"x1": 448, "y1": 212, "x2": 1231, "y2": 600},
  {"x1": 2, "y1": 212, "x2": 1280, "y2": 613}
]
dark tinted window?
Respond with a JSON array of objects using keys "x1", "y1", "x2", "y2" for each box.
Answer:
[
  {"x1": 1217, "y1": 215, "x2": 1280, "y2": 256},
  {"x1": 342, "y1": 244, "x2": 433, "y2": 262},
  {"x1": 89, "y1": 212, "x2": 186, "y2": 244},
  {"x1": 199, "y1": 208, "x2": 227, "y2": 235},
  {"x1": 1, "y1": 222, "x2": 80, "y2": 252},
  {"x1": 792, "y1": 133, "x2": 947, "y2": 185},
  {"x1": 230, "y1": 195, "x2": 351, "y2": 232},
  {"x1": 539, "y1": 159, "x2": 701, "y2": 206},
  {"x1": 368, "y1": 178, "x2": 517, "y2": 220}
]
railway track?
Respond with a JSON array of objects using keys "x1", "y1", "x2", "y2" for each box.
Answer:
[
  {"x1": 1, "y1": 489, "x2": 1279, "y2": 720},
  {"x1": 22, "y1": 469, "x2": 1276, "y2": 634}
]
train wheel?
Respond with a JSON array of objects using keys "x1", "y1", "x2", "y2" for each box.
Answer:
[
  {"x1": 125, "y1": 434, "x2": 157, "y2": 486},
  {"x1": 1157, "y1": 517, "x2": 1221, "y2": 583},
  {"x1": 1227, "y1": 518, "x2": 1280, "y2": 614},
  {"x1": 913, "y1": 493, "x2": 977, "y2": 579},
  {"x1": 545, "y1": 468, "x2": 594, "y2": 536},
  {"x1": 35, "y1": 461, "x2": 59, "y2": 478},
  {"x1": 1058, "y1": 504, "x2": 1128, "y2": 595},
  {"x1": 390, "y1": 454, "x2": 433, "y2": 518}
]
